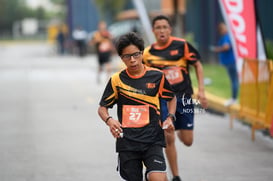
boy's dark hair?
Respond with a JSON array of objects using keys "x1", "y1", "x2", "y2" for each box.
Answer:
[
  {"x1": 115, "y1": 32, "x2": 144, "y2": 56},
  {"x1": 152, "y1": 15, "x2": 172, "y2": 27}
]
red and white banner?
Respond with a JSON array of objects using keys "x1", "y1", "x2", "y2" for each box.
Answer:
[{"x1": 218, "y1": 0, "x2": 267, "y2": 72}]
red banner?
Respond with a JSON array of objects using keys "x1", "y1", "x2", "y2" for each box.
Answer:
[
  {"x1": 222, "y1": 0, "x2": 256, "y2": 58},
  {"x1": 218, "y1": 0, "x2": 266, "y2": 72}
]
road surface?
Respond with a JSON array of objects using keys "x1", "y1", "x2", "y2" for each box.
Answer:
[{"x1": 0, "y1": 42, "x2": 272, "y2": 181}]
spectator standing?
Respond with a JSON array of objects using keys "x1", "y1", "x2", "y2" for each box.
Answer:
[
  {"x1": 98, "y1": 32, "x2": 177, "y2": 181},
  {"x1": 56, "y1": 27, "x2": 66, "y2": 55},
  {"x1": 211, "y1": 22, "x2": 239, "y2": 106},
  {"x1": 143, "y1": 15, "x2": 208, "y2": 181},
  {"x1": 72, "y1": 26, "x2": 87, "y2": 57}
]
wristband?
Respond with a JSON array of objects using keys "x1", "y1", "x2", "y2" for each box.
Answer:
[
  {"x1": 105, "y1": 116, "x2": 112, "y2": 124},
  {"x1": 167, "y1": 113, "x2": 176, "y2": 122}
]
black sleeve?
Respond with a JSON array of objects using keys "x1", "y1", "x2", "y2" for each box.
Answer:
[
  {"x1": 99, "y1": 78, "x2": 117, "y2": 108},
  {"x1": 187, "y1": 42, "x2": 201, "y2": 64}
]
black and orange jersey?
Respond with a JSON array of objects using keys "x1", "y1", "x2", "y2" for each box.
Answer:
[
  {"x1": 99, "y1": 65, "x2": 175, "y2": 152},
  {"x1": 143, "y1": 36, "x2": 201, "y2": 96}
]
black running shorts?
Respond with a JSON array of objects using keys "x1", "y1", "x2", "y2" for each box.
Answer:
[{"x1": 118, "y1": 144, "x2": 167, "y2": 181}]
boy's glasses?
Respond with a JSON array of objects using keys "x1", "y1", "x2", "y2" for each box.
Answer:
[{"x1": 120, "y1": 51, "x2": 142, "y2": 61}]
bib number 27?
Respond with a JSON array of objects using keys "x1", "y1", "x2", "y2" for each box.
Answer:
[{"x1": 122, "y1": 105, "x2": 150, "y2": 128}]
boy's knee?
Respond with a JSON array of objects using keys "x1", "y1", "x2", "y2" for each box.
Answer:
[
  {"x1": 177, "y1": 131, "x2": 193, "y2": 146},
  {"x1": 164, "y1": 131, "x2": 175, "y2": 145},
  {"x1": 182, "y1": 139, "x2": 193, "y2": 147}
]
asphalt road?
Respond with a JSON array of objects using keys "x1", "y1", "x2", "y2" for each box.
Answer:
[{"x1": 0, "y1": 42, "x2": 273, "y2": 181}]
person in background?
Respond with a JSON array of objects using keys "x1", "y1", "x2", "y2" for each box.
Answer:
[
  {"x1": 98, "y1": 32, "x2": 177, "y2": 181},
  {"x1": 72, "y1": 26, "x2": 87, "y2": 57},
  {"x1": 56, "y1": 27, "x2": 65, "y2": 55},
  {"x1": 143, "y1": 15, "x2": 208, "y2": 181},
  {"x1": 90, "y1": 21, "x2": 114, "y2": 84},
  {"x1": 211, "y1": 22, "x2": 239, "y2": 106}
]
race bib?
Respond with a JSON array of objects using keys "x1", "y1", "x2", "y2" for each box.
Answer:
[
  {"x1": 122, "y1": 105, "x2": 149, "y2": 128},
  {"x1": 162, "y1": 67, "x2": 183, "y2": 85}
]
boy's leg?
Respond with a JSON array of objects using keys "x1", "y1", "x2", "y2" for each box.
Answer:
[
  {"x1": 160, "y1": 99, "x2": 179, "y2": 177},
  {"x1": 177, "y1": 129, "x2": 193, "y2": 146},
  {"x1": 165, "y1": 130, "x2": 179, "y2": 177},
  {"x1": 175, "y1": 97, "x2": 195, "y2": 146},
  {"x1": 144, "y1": 145, "x2": 168, "y2": 181},
  {"x1": 149, "y1": 172, "x2": 168, "y2": 181},
  {"x1": 118, "y1": 151, "x2": 143, "y2": 181}
]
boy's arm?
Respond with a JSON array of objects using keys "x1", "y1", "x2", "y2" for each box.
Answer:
[
  {"x1": 162, "y1": 96, "x2": 177, "y2": 131},
  {"x1": 193, "y1": 61, "x2": 208, "y2": 109},
  {"x1": 98, "y1": 106, "x2": 122, "y2": 138}
]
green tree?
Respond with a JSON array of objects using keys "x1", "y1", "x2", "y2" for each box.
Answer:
[
  {"x1": 0, "y1": 0, "x2": 31, "y2": 34},
  {"x1": 93, "y1": 0, "x2": 126, "y2": 21},
  {"x1": 48, "y1": 0, "x2": 66, "y2": 21},
  {"x1": 50, "y1": 0, "x2": 66, "y2": 5},
  {"x1": 35, "y1": 6, "x2": 46, "y2": 20}
]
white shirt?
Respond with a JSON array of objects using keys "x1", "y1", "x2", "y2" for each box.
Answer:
[{"x1": 72, "y1": 29, "x2": 87, "y2": 41}]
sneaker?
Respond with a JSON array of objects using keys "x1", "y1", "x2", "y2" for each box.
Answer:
[
  {"x1": 172, "y1": 176, "x2": 182, "y2": 181},
  {"x1": 224, "y1": 98, "x2": 237, "y2": 106}
]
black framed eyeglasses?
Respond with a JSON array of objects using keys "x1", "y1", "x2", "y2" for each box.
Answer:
[{"x1": 120, "y1": 51, "x2": 142, "y2": 61}]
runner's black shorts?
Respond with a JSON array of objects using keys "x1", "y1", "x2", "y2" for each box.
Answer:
[
  {"x1": 118, "y1": 144, "x2": 167, "y2": 181},
  {"x1": 98, "y1": 51, "x2": 111, "y2": 66}
]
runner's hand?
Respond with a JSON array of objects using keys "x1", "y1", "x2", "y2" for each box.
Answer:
[
  {"x1": 162, "y1": 117, "x2": 174, "y2": 132},
  {"x1": 197, "y1": 91, "x2": 208, "y2": 109},
  {"x1": 107, "y1": 118, "x2": 123, "y2": 138}
]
